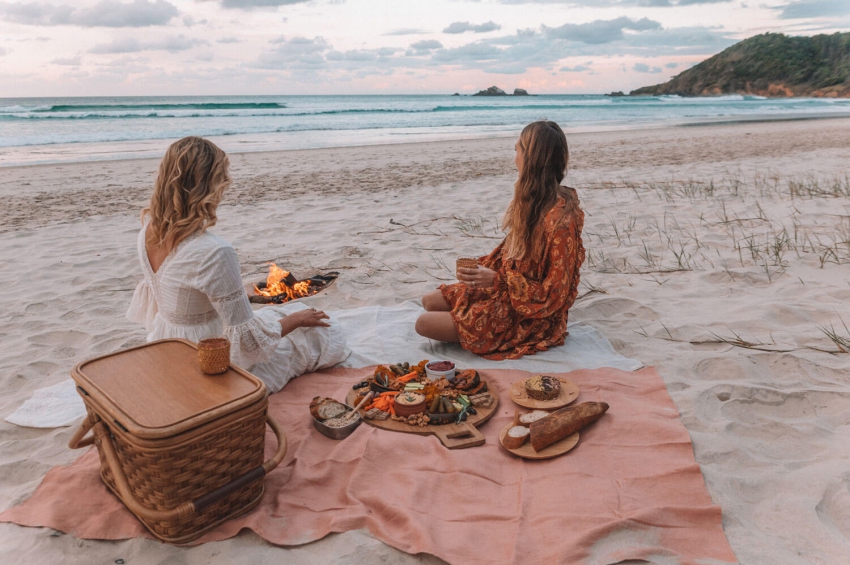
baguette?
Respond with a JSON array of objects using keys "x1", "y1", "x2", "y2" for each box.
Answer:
[{"x1": 529, "y1": 401, "x2": 609, "y2": 452}]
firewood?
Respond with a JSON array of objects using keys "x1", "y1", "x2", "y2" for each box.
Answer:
[{"x1": 529, "y1": 401, "x2": 609, "y2": 452}]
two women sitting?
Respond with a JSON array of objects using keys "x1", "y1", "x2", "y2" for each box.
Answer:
[{"x1": 127, "y1": 120, "x2": 585, "y2": 392}]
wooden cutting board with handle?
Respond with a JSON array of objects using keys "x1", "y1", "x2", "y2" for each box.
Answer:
[{"x1": 346, "y1": 379, "x2": 499, "y2": 449}]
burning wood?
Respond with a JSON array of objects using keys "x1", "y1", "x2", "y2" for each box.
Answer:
[{"x1": 250, "y1": 263, "x2": 339, "y2": 304}]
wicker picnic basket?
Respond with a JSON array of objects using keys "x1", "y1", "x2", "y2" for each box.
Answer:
[{"x1": 68, "y1": 339, "x2": 287, "y2": 544}]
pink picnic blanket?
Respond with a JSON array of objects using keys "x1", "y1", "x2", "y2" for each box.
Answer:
[{"x1": 1, "y1": 367, "x2": 736, "y2": 564}]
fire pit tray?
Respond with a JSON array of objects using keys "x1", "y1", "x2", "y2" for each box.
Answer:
[{"x1": 250, "y1": 272, "x2": 339, "y2": 305}]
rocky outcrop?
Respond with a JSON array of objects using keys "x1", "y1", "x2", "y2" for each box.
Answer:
[
  {"x1": 471, "y1": 86, "x2": 533, "y2": 96},
  {"x1": 473, "y1": 86, "x2": 508, "y2": 96},
  {"x1": 630, "y1": 32, "x2": 850, "y2": 98}
]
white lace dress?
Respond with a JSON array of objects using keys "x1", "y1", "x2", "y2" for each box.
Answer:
[{"x1": 126, "y1": 223, "x2": 349, "y2": 392}]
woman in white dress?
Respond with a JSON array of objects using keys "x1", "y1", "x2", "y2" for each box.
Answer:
[{"x1": 126, "y1": 136, "x2": 348, "y2": 392}]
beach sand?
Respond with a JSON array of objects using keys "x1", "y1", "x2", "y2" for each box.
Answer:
[{"x1": 2, "y1": 118, "x2": 850, "y2": 564}]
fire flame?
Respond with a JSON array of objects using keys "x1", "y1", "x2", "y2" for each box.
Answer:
[{"x1": 254, "y1": 263, "x2": 313, "y2": 302}]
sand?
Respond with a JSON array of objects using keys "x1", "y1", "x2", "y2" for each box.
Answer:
[{"x1": 2, "y1": 118, "x2": 850, "y2": 564}]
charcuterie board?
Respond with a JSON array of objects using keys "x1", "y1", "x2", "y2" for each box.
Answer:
[{"x1": 346, "y1": 381, "x2": 499, "y2": 449}]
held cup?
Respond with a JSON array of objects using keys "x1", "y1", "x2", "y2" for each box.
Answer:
[
  {"x1": 456, "y1": 257, "x2": 478, "y2": 279},
  {"x1": 198, "y1": 337, "x2": 230, "y2": 375}
]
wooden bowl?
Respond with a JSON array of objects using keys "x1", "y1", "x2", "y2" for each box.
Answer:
[{"x1": 394, "y1": 392, "x2": 426, "y2": 417}]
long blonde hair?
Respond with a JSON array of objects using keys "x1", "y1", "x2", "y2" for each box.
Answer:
[
  {"x1": 143, "y1": 136, "x2": 231, "y2": 249},
  {"x1": 503, "y1": 121, "x2": 570, "y2": 260}
]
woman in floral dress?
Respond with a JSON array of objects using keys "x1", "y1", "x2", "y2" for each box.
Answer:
[{"x1": 415, "y1": 121, "x2": 585, "y2": 360}]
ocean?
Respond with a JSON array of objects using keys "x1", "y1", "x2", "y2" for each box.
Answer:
[{"x1": 2, "y1": 94, "x2": 850, "y2": 166}]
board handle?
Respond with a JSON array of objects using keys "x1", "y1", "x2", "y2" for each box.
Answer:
[{"x1": 436, "y1": 422, "x2": 486, "y2": 449}]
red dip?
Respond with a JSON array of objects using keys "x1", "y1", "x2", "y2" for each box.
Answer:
[{"x1": 427, "y1": 361, "x2": 455, "y2": 372}]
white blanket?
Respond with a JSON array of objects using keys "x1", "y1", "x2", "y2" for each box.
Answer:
[{"x1": 6, "y1": 301, "x2": 640, "y2": 428}]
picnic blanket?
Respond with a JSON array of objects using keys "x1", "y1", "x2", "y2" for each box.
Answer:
[
  {"x1": 1, "y1": 366, "x2": 735, "y2": 564},
  {"x1": 6, "y1": 301, "x2": 641, "y2": 428}
]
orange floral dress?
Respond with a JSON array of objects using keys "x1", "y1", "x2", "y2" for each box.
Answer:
[{"x1": 440, "y1": 191, "x2": 585, "y2": 360}]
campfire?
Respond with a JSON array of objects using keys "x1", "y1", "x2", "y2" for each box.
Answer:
[{"x1": 250, "y1": 263, "x2": 339, "y2": 305}]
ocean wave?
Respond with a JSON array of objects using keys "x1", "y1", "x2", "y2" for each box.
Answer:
[
  {"x1": 0, "y1": 101, "x2": 624, "y2": 121},
  {"x1": 0, "y1": 102, "x2": 286, "y2": 114}
]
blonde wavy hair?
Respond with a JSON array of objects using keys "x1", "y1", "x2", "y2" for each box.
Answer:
[
  {"x1": 503, "y1": 121, "x2": 571, "y2": 260},
  {"x1": 143, "y1": 136, "x2": 231, "y2": 249}
]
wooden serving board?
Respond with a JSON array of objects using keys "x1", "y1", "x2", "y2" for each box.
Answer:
[
  {"x1": 498, "y1": 423, "x2": 579, "y2": 460},
  {"x1": 346, "y1": 381, "x2": 499, "y2": 449},
  {"x1": 509, "y1": 377, "x2": 579, "y2": 410}
]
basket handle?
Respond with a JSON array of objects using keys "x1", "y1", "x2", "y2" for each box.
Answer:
[
  {"x1": 90, "y1": 413, "x2": 287, "y2": 522},
  {"x1": 68, "y1": 414, "x2": 96, "y2": 449}
]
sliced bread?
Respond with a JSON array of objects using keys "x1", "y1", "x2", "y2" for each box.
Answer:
[
  {"x1": 503, "y1": 425, "x2": 530, "y2": 449},
  {"x1": 518, "y1": 410, "x2": 550, "y2": 427}
]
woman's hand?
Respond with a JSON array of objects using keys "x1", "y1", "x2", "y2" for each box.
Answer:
[
  {"x1": 457, "y1": 266, "x2": 496, "y2": 289},
  {"x1": 278, "y1": 307, "x2": 330, "y2": 337}
]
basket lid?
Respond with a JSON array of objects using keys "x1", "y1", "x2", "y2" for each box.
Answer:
[{"x1": 72, "y1": 339, "x2": 266, "y2": 439}]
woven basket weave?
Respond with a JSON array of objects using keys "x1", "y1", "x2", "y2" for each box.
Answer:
[
  {"x1": 68, "y1": 340, "x2": 287, "y2": 544},
  {"x1": 72, "y1": 398, "x2": 285, "y2": 544},
  {"x1": 456, "y1": 257, "x2": 478, "y2": 275},
  {"x1": 197, "y1": 338, "x2": 230, "y2": 375}
]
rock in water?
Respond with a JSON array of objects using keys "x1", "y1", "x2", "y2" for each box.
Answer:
[
  {"x1": 473, "y1": 86, "x2": 507, "y2": 96},
  {"x1": 513, "y1": 88, "x2": 529, "y2": 96}
]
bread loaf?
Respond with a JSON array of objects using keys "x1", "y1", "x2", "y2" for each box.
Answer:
[{"x1": 529, "y1": 401, "x2": 609, "y2": 452}]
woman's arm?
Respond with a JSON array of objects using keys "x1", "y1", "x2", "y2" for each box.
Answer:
[
  {"x1": 198, "y1": 244, "x2": 282, "y2": 367},
  {"x1": 278, "y1": 308, "x2": 330, "y2": 338},
  {"x1": 502, "y1": 223, "x2": 583, "y2": 319}
]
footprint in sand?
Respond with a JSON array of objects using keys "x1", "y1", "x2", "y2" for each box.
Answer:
[
  {"x1": 27, "y1": 330, "x2": 91, "y2": 348},
  {"x1": 816, "y1": 473, "x2": 850, "y2": 541}
]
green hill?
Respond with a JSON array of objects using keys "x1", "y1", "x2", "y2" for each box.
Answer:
[{"x1": 630, "y1": 32, "x2": 850, "y2": 98}]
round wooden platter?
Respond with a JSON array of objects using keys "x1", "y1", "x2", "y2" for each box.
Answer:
[
  {"x1": 508, "y1": 377, "x2": 579, "y2": 410},
  {"x1": 499, "y1": 423, "x2": 579, "y2": 460},
  {"x1": 346, "y1": 383, "x2": 499, "y2": 449}
]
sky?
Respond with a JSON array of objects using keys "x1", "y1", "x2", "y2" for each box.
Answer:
[{"x1": 0, "y1": 0, "x2": 848, "y2": 97}]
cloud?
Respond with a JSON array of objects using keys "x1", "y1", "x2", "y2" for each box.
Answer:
[
  {"x1": 423, "y1": 19, "x2": 734, "y2": 75},
  {"x1": 90, "y1": 35, "x2": 208, "y2": 53},
  {"x1": 493, "y1": 0, "x2": 731, "y2": 4},
  {"x1": 256, "y1": 36, "x2": 332, "y2": 68},
  {"x1": 52, "y1": 55, "x2": 81, "y2": 65},
  {"x1": 633, "y1": 62, "x2": 662, "y2": 73},
  {"x1": 248, "y1": 16, "x2": 734, "y2": 80},
  {"x1": 0, "y1": 46, "x2": 8, "y2": 56},
  {"x1": 543, "y1": 17, "x2": 661, "y2": 44},
  {"x1": 217, "y1": 37, "x2": 243, "y2": 43},
  {"x1": 409, "y1": 39, "x2": 443, "y2": 53},
  {"x1": 774, "y1": 0, "x2": 850, "y2": 19},
  {"x1": 443, "y1": 21, "x2": 501, "y2": 34},
  {"x1": 217, "y1": 0, "x2": 310, "y2": 7},
  {"x1": 665, "y1": 61, "x2": 679, "y2": 68},
  {"x1": 0, "y1": 0, "x2": 178, "y2": 27},
  {"x1": 383, "y1": 28, "x2": 428, "y2": 35},
  {"x1": 183, "y1": 15, "x2": 207, "y2": 27}
]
